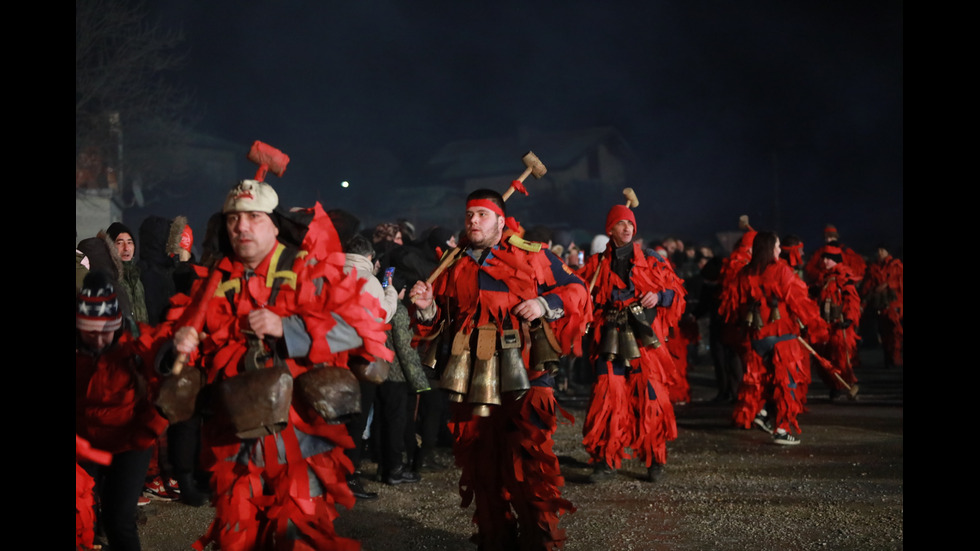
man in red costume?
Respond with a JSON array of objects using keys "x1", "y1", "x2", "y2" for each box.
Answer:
[
  {"x1": 812, "y1": 246, "x2": 862, "y2": 399},
  {"x1": 861, "y1": 244, "x2": 903, "y2": 367},
  {"x1": 168, "y1": 176, "x2": 391, "y2": 550},
  {"x1": 577, "y1": 204, "x2": 685, "y2": 482},
  {"x1": 410, "y1": 188, "x2": 590, "y2": 551},
  {"x1": 720, "y1": 231, "x2": 829, "y2": 445}
]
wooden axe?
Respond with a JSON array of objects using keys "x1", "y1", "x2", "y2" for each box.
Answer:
[
  {"x1": 502, "y1": 151, "x2": 547, "y2": 201},
  {"x1": 413, "y1": 152, "x2": 547, "y2": 300},
  {"x1": 248, "y1": 141, "x2": 290, "y2": 181},
  {"x1": 797, "y1": 336, "x2": 859, "y2": 399},
  {"x1": 623, "y1": 187, "x2": 639, "y2": 208},
  {"x1": 738, "y1": 214, "x2": 754, "y2": 232}
]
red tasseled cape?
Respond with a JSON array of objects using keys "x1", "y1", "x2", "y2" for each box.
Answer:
[{"x1": 423, "y1": 241, "x2": 591, "y2": 359}]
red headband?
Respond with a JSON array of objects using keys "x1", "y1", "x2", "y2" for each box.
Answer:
[{"x1": 466, "y1": 198, "x2": 504, "y2": 217}]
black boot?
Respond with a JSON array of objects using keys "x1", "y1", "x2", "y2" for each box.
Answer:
[
  {"x1": 346, "y1": 474, "x2": 379, "y2": 500},
  {"x1": 176, "y1": 473, "x2": 209, "y2": 507},
  {"x1": 413, "y1": 449, "x2": 447, "y2": 473},
  {"x1": 384, "y1": 464, "x2": 421, "y2": 486},
  {"x1": 646, "y1": 463, "x2": 665, "y2": 483},
  {"x1": 588, "y1": 463, "x2": 615, "y2": 483}
]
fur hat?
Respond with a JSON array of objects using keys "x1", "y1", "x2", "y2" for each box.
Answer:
[
  {"x1": 76, "y1": 270, "x2": 122, "y2": 332},
  {"x1": 223, "y1": 179, "x2": 279, "y2": 214},
  {"x1": 166, "y1": 215, "x2": 193, "y2": 257}
]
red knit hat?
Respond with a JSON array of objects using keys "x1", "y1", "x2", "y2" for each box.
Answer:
[{"x1": 605, "y1": 205, "x2": 636, "y2": 235}]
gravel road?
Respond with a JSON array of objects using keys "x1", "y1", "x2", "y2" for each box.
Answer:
[{"x1": 138, "y1": 349, "x2": 903, "y2": 550}]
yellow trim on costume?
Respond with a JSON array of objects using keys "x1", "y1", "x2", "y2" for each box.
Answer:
[
  {"x1": 507, "y1": 235, "x2": 543, "y2": 253},
  {"x1": 215, "y1": 279, "x2": 241, "y2": 296},
  {"x1": 266, "y1": 244, "x2": 297, "y2": 289},
  {"x1": 210, "y1": 244, "x2": 298, "y2": 297}
]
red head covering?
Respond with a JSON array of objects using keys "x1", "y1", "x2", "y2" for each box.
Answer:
[
  {"x1": 782, "y1": 242, "x2": 803, "y2": 267},
  {"x1": 605, "y1": 205, "x2": 636, "y2": 235},
  {"x1": 179, "y1": 225, "x2": 193, "y2": 254}
]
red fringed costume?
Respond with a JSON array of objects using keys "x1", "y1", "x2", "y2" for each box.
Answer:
[
  {"x1": 76, "y1": 435, "x2": 112, "y2": 551},
  {"x1": 415, "y1": 237, "x2": 590, "y2": 551},
  {"x1": 665, "y1": 315, "x2": 698, "y2": 405},
  {"x1": 719, "y1": 261, "x2": 828, "y2": 434},
  {"x1": 165, "y1": 204, "x2": 392, "y2": 551},
  {"x1": 578, "y1": 242, "x2": 686, "y2": 470},
  {"x1": 813, "y1": 262, "x2": 862, "y2": 390},
  {"x1": 861, "y1": 253, "x2": 903, "y2": 367}
]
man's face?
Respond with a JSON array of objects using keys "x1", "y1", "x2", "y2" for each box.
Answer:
[
  {"x1": 226, "y1": 211, "x2": 279, "y2": 269},
  {"x1": 773, "y1": 238, "x2": 781, "y2": 260},
  {"x1": 609, "y1": 220, "x2": 634, "y2": 247},
  {"x1": 822, "y1": 256, "x2": 838, "y2": 270},
  {"x1": 79, "y1": 329, "x2": 115, "y2": 353},
  {"x1": 465, "y1": 206, "x2": 504, "y2": 248},
  {"x1": 114, "y1": 232, "x2": 135, "y2": 262},
  {"x1": 877, "y1": 248, "x2": 889, "y2": 261}
]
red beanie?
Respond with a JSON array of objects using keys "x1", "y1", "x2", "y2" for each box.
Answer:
[{"x1": 605, "y1": 205, "x2": 636, "y2": 235}]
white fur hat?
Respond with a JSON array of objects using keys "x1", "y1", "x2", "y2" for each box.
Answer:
[{"x1": 222, "y1": 179, "x2": 279, "y2": 214}]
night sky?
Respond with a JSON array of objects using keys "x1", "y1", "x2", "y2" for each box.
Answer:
[{"x1": 147, "y1": 1, "x2": 903, "y2": 254}]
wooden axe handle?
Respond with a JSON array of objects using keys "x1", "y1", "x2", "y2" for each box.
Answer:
[
  {"x1": 797, "y1": 336, "x2": 851, "y2": 391},
  {"x1": 171, "y1": 268, "x2": 224, "y2": 375},
  {"x1": 411, "y1": 247, "x2": 464, "y2": 304},
  {"x1": 587, "y1": 263, "x2": 602, "y2": 295}
]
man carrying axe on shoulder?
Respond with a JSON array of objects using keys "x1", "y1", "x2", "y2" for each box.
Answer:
[
  {"x1": 410, "y1": 159, "x2": 592, "y2": 550},
  {"x1": 577, "y1": 189, "x2": 687, "y2": 483},
  {"x1": 162, "y1": 141, "x2": 392, "y2": 550}
]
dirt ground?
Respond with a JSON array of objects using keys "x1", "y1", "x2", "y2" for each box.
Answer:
[{"x1": 138, "y1": 347, "x2": 903, "y2": 550}]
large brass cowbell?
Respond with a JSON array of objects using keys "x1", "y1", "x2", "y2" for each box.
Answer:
[
  {"x1": 499, "y1": 328, "x2": 530, "y2": 399},
  {"x1": 440, "y1": 329, "x2": 472, "y2": 402},
  {"x1": 468, "y1": 324, "x2": 501, "y2": 417},
  {"x1": 528, "y1": 319, "x2": 561, "y2": 373}
]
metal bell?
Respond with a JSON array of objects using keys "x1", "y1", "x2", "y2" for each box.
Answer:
[
  {"x1": 440, "y1": 347, "x2": 471, "y2": 399},
  {"x1": 293, "y1": 365, "x2": 362, "y2": 425},
  {"x1": 769, "y1": 304, "x2": 781, "y2": 323},
  {"x1": 421, "y1": 338, "x2": 440, "y2": 370},
  {"x1": 467, "y1": 352, "x2": 501, "y2": 416},
  {"x1": 528, "y1": 320, "x2": 561, "y2": 372},
  {"x1": 619, "y1": 325, "x2": 642, "y2": 360},
  {"x1": 499, "y1": 329, "x2": 530, "y2": 399},
  {"x1": 599, "y1": 324, "x2": 620, "y2": 360},
  {"x1": 638, "y1": 327, "x2": 662, "y2": 349}
]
